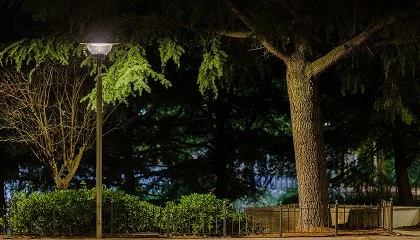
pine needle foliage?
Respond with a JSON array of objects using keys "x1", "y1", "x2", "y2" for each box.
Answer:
[
  {"x1": 0, "y1": 38, "x2": 181, "y2": 108},
  {"x1": 82, "y1": 43, "x2": 172, "y2": 108},
  {"x1": 197, "y1": 38, "x2": 228, "y2": 98},
  {"x1": 0, "y1": 38, "x2": 73, "y2": 79},
  {"x1": 158, "y1": 38, "x2": 185, "y2": 72}
]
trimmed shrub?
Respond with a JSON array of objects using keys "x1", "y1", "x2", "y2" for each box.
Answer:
[
  {"x1": 6, "y1": 189, "x2": 163, "y2": 235},
  {"x1": 6, "y1": 191, "x2": 245, "y2": 236},
  {"x1": 7, "y1": 189, "x2": 96, "y2": 235},
  {"x1": 102, "y1": 190, "x2": 163, "y2": 233},
  {"x1": 168, "y1": 193, "x2": 225, "y2": 235},
  {"x1": 167, "y1": 193, "x2": 247, "y2": 236}
]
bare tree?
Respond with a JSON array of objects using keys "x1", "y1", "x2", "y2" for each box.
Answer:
[{"x1": 0, "y1": 59, "x2": 96, "y2": 190}]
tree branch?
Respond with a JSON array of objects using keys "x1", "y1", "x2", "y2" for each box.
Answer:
[
  {"x1": 223, "y1": 0, "x2": 291, "y2": 64},
  {"x1": 0, "y1": 58, "x2": 97, "y2": 190},
  {"x1": 213, "y1": 29, "x2": 255, "y2": 39},
  {"x1": 370, "y1": 36, "x2": 420, "y2": 48},
  {"x1": 309, "y1": 11, "x2": 400, "y2": 76},
  {"x1": 177, "y1": 22, "x2": 255, "y2": 39}
]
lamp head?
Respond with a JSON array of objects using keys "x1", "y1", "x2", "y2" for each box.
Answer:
[
  {"x1": 86, "y1": 43, "x2": 113, "y2": 60},
  {"x1": 84, "y1": 33, "x2": 116, "y2": 60}
]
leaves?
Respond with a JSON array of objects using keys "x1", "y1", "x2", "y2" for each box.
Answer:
[
  {"x1": 6, "y1": 189, "x2": 164, "y2": 234},
  {"x1": 158, "y1": 38, "x2": 185, "y2": 72},
  {"x1": 6, "y1": 190, "x2": 248, "y2": 236},
  {"x1": 0, "y1": 38, "x2": 176, "y2": 110},
  {"x1": 197, "y1": 38, "x2": 228, "y2": 98},
  {"x1": 0, "y1": 38, "x2": 73, "y2": 74},
  {"x1": 83, "y1": 43, "x2": 172, "y2": 108}
]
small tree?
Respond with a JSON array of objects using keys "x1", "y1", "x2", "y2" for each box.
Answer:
[{"x1": 0, "y1": 58, "x2": 95, "y2": 190}]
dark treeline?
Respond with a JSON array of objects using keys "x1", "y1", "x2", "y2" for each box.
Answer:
[{"x1": 0, "y1": 0, "x2": 419, "y2": 211}]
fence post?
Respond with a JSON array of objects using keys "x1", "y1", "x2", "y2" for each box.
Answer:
[
  {"x1": 382, "y1": 200, "x2": 385, "y2": 229},
  {"x1": 52, "y1": 204, "x2": 57, "y2": 236},
  {"x1": 356, "y1": 203, "x2": 359, "y2": 230},
  {"x1": 389, "y1": 198, "x2": 393, "y2": 234},
  {"x1": 335, "y1": 200, "x2": 338, "y2": 237},
  {"x1": 238, "y1": 212, "x2": 241, "y2": 235},
  {"x1": 287, "y1": 204, "x2": 290, "y2": 232},
  {"x1": 166, "y1": 202, "x2": 170, "y2": 238},
  {"x1": 279, "y1": 202, "x2": 282, "y2": 238},
  {"x1": 215, "y1": 205, "x2": 218, "y2": 234},
  {"x1": 376, "y1": 203, "x2": 380, "y2": 229},
  {"x1": 223, "y1": 201, "x2": 227, "y2": 238},
  {"x1": 370, "y1": 203, "x2": 373, "y2": 229},
  {"x1": 363, "y1": 203, "x2": 366, "y2": 230},
  {"x1": 110, "y1": 200, "x2": 114, "y2": 235},
  {"x1": 245, "y1": 206, "x2": 248, "y2": 235},
  {"x1": 343, "y1": 204, "x2": 346, "y2": 231}
]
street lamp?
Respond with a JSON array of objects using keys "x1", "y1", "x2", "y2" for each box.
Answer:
[{"x1": 86, "y1": 41, "x2": 114, "y2": 239}]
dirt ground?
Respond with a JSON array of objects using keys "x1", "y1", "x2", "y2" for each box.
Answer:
[{"x1": 2, "y1": 228, "x2": 420, "y2": 240}]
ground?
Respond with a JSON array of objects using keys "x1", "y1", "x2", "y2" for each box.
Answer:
[{"x1": 2, "y1": 228, "x2": 420, "y2": 240}]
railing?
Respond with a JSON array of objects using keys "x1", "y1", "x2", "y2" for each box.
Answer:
[
  {"x1": 0, "y1": 200, "x2": 396, "y2": 237},
  {"x1": 381, "y1": 198, "x2": 394, "y2": 233},
  {"x1": 243, "y1": 201, "x2": 384, "y2": 237}
]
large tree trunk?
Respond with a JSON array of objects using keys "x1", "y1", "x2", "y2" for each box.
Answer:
[
  {"x1": 286, "y1": 60, "x2": 329, "y2": 229},
  {"x1": 393, "y1": 128, "x2": 415, "y2": 206}
]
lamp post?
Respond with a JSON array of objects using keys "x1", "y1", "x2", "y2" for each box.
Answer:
[{"x1": 86, "y1": 42, "x2": 113, "y2": 239}]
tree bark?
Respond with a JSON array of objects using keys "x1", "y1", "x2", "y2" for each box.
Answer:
[
  {"x1": 286, "y1": 59, "x2": 329, "y2": 228},
  {"x1": 393, "y1": 128, "x2": 415, "y2": 206},
  {"x1": 51, "y1": 146, "x2": 86, "y2": 190},
  {"x1": 220, "y1": 0, "x2": 406, "y2": 229}
]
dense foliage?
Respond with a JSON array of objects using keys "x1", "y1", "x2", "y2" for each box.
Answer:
[
  {"x1": 3, "y1": 190, "x2": 247, "y2": 236},
  {"x1": 6, "y1": 188, "x2": 161, "y2": 235},
  {"x1": 0, "y1": 0, "x2": 419, "y2": 212}
]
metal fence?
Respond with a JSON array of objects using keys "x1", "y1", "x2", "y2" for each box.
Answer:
[
  {"x1": 0, "y1": 200, "x2": 396, "y2": 237},
  {"x1": 243, "y1": 201, "x2": 386, "y2": 237}
]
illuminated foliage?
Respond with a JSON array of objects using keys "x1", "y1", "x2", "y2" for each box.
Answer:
[{"x1": 197, "y1": 38, "x2": 228, "y2": 98}]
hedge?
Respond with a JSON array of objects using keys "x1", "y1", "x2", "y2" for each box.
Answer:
[
  {"x1": 6, "y1": 189, "x2": 162, "y2": 235},
  {"x1": 5, "y1": 190, "x2": 246, "y2": 236}
]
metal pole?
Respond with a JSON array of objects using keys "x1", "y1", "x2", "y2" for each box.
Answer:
[
  {"x1": 238, "y1": 212, "x2": 241, "y2": 235},
  {"x1": 215, "y1": 205, "x2": 218, "y2": 234},
  {"x1": 53, "y1": 204, "x2": 57, "y2": 236},
  {"x1": 390, "y1": 198, "x2": 393, "y2": 234},
  {"x1": 335, "y1": 200, "x2": 338, "y2": 237},
  {"x1": 166, "y1": 203, "x2": 170, "y2": 238},
  {"x1": 96, "y1": 58, "x2": 103, "y2": 239},
  {"x1": 279, "y1": 202, "x2": 282, "y2": 238},
  {"x1": 382, "y1": 200, "x2": 385, "y2": 229},
  {"x1": 111, "y1": 200, "x2": 114, "y2": 235},
  {"x1": 223, "y1": 201, "x2": 226, "y2": 237}
]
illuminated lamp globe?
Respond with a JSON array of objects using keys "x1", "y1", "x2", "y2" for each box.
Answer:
[{"x1": 86, "y1": 43, "x2": 113, "y2": 60}]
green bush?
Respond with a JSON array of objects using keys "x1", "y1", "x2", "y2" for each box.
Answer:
[
  {"x1": 168, "y1": 193, "x2": 225, "y2": 235},
  {"x1": 0, "y1": 216, "x2": 5, "y2": 232},
  {"x1": 5, "y1": 190, "x2": 246, "y2": 236},
  {"x1": 102, "y1": 190, "x2": 163, "y2": 233},
  {"x1": 7, "y1": 189, "x2": 96, "y2": 235},
  {"x1": 6, "y1": 189, "x2": 163, "y2": 235},
  {"x1": 166, "y1": 193, "x2": 248, "y2": 236}
]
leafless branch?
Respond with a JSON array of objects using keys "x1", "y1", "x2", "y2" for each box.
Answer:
[
  {"x1": 309, "y1": 10, "x2": 404, "y2": 76},
  {"x1": 0, "y1": 59, "x2": 98, "y2": 189}
]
